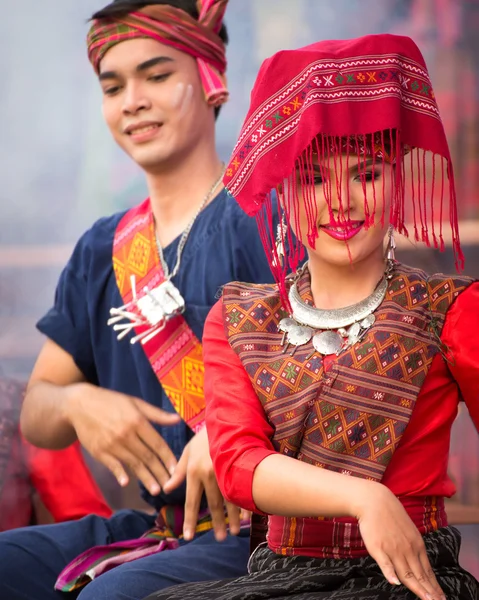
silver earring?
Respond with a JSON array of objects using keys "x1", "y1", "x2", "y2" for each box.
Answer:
[
  {"x1": 385, "y1": 226, "x2": 396, "y2": 280},
  {"x1": 273, "y1": 217, "x2": 287, "y2": 268}
]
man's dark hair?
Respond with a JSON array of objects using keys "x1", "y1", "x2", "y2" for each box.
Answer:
[{"x1": 90, "y1": 1, "x2": 229, "y2": 119}]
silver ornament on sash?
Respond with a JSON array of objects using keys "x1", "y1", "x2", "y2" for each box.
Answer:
[
  {"x1": 108, "y1": 167, "x2": 225, "y2": 345},
  {"x1": 107, "y1": 276, "x2": 185, "y2": 345}
]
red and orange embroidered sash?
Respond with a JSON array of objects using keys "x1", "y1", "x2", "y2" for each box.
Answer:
[{"x1": 112, "y1": 199, "x2": 205, "y2": 432}]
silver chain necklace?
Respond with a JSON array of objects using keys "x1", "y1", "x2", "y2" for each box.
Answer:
[
  {"x1": 107, "y1": 166, "x2": 225, "y2": 346},
  {"x1": 155, "y1": 165, "x2": 225, "y2": 281},
  {"x1": 279, "y1": 264, "x2": 389, "y2": 357}
]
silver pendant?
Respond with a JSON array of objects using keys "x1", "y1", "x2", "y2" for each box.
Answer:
[
  {"x1": 361, "y1": 314, "x2": 376, "y2": 328},
  {"x1": 348, "y1": 322, "x2": 361, "y2": 339},
  {"x1": 278, "y1": 317, "x2": 297, "y2": 333},
  {"x1": 136, "y1": 280, "x2": 185, "y2": 325},
  {"x1": 287, "y1": 325, "x2": 313, "y2": 346},
  {"x1": 313, "y1": 330, "x2": 344, "y2": 355}
]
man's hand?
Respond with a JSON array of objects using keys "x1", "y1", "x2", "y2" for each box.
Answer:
[
  {"x1": 65, "y1": 383, "x2": 180, "y2": 496},
  {"x1": 163, "y1": 427, "x2": 242, "y2": 542}
]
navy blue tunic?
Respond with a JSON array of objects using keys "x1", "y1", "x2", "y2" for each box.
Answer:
[{"x1": 37, "y1": 190, "x2": 276, "y2": 509}]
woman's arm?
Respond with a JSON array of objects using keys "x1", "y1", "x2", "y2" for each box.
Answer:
[
  {"x1": 204, "y1": 300, "x2": 277, "y2": 513},
  {"x1": 442, "y1": 282, "x2": 479, "y2": 429},
  {"x1": 204, "y1": 297, "x2": 446, "y2": 600},
  {"x1": 204, "y1": 301, "x2": 391, "y2": 517}
]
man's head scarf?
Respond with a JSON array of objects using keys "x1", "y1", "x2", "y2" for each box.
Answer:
[
  {"x1": 87, "y1": 0, "x2": 228, "y2": 107},
  {"x1": 222, "y1": 34, "x2": 462, "y2": 298}
]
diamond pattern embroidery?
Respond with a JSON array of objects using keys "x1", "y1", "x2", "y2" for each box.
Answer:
[
  {"x1": 183, "y1": 358, "x2": 204, "y2": 396},
  {"x1": 223, "y1": 267, "x2": 473, "y2": 482},
  {"x1": 126, "y1": 232, "x2": 151, "y2": 277}
]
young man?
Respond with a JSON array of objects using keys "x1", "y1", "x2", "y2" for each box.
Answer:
[{"x1": 0, "y1": 1, "x2": 276, "y2": 599}]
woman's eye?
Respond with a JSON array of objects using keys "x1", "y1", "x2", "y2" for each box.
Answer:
[
  {"x1": 354, "y1": 170, "x2": 380, "y2": 183},
  {"x1": 302, "y1": 175, "x2": 324, "y2": 185}
]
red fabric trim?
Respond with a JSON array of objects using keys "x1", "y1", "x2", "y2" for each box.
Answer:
[{"x1": 26, "y1": 439, "x2": 112, "y2": 521}]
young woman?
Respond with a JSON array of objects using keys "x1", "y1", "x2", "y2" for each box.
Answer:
[{"x1": 145, "y1": 33, "x2": 479, "y2": 600}]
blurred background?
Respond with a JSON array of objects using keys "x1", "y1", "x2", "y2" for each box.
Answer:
[{"x1": 0, "y1": 0, "x2": 477, "y2": 562}]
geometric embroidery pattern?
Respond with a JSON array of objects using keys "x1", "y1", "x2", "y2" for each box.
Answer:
[
  {"x1": 112, "y1": 199, "x2": 206, "y2": 433},
  {"x1": 223, "y1": 265, "x2": 473, "y2": 481},
  {"x1": 126, "y1": 232, "x2": 151, "y2": 277},
  {"x1": 224, "y1": 265, "x2": 472, "y2": 555},
  {"x1": 225, "y1": 54, "x2": 441, "y2": 197}
]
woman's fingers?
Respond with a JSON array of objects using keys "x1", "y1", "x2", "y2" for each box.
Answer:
[
  {"x1": 416, "y1": 548, "x2": 446, "y2": 600},
  {"x1": 357, "y1": 486, "x2": 446, "y2": 600},
  {"x1": 203, "y1": 475, "x2": 228, "y2": 542},
  {"x1": 393, "y1": 543, "x2": 445, "y2": 600},
  {"x1": 377, "y1": 551, "x2": 446, "y2": 600},
  {"x1": 374, "y1": 552, "x2": 401, "y2": 586},
  {"x1": 225, "y1": 502, "x2": 242, "y2": 536}
]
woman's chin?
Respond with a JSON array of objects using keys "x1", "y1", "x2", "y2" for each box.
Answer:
[
  {"x1": 307, "y1": 249, "x2": 360, "y2": 268},
  {"x1": 305, "y1": 232, "x2": 387, "y2": 269},
  {"x1": 307, "y1": 244, "x2": 385, "y2": 269}
]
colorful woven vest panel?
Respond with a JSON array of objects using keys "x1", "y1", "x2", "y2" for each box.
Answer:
[{"x1": 223, "y1": 265, "x2": 472, "y2": 557}]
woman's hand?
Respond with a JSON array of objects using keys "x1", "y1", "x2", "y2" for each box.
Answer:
[
  {"x1": 355, "y1": 483, "x2": 446, "y2": 600},
  {"x1": 163, "y1": 427, "x2": 243, "y2": 542}
]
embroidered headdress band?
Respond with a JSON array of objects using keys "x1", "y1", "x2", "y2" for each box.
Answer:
[
  {"x1": 222, "y1": 34, "x2": 462, "y2": 305},
  {"x1": 87, "y1": 0, "x2": 228, "y2": 107}
]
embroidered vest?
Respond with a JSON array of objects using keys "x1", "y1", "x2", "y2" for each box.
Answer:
[{"x1": 223, "y1": 264, "x2": 473, "y2": 556}]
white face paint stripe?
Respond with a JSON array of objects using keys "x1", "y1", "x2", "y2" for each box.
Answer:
[
  {"x1": 170, "y1": 82, "x2": 185, "y2": 109},
  {"x1": 171, "y1": 82, "x2": 194, "y2": 117}
]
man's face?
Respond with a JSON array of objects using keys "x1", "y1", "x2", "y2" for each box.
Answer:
[{"x1": 98, "y1": 37, "x2": 214, "y2": 172}]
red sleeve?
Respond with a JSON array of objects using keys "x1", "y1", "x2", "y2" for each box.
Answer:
[
  {"x1": 25, "y1": 438, "x2": 112, "y2": 521},
  {"x1": 204, "y1": 299, "x2": 277, "y2": 513},
  {"x1": 443, "y1": 282, "x2": 479, "y2": 431}
]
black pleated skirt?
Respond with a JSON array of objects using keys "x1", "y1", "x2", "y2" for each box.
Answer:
[{"x1": 144, "y1": 527, "x2": 478, "y2": 600}]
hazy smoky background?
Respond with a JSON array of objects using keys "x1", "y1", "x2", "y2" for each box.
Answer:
[
  {"x1": 0, "y1": 0, "x2": 478, "y2": 535},
  {"x1": 1, "y1": 0, "x2": 478, "y2": 378}
]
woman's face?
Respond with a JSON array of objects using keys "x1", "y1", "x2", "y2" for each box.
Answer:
[{"x1": 289, "y1": 152, "x2": 393, "y2": 267}]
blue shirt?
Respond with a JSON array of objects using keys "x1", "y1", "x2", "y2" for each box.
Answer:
[{"x1": 37, "y1": 190, "x2": 276, "y2": 509}]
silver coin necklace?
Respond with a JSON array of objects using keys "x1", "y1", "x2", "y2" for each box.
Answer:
[
  {"x1": 279, "y1": 264, "x2": 388, "y2": 357},
  {"x1": 108, "y1": 167, "x2": 225, "y2": 346}
]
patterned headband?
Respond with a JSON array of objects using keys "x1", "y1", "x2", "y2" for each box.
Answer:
[
  {"x1": 311, "y1": 133, "x2": 410, "y2": 163},
  {"x1": 87, "y1": 0, "x2": 228, "y2": 107}
]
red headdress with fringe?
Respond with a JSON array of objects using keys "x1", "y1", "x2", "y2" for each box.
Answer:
[{"x1": 223, "y1": 34, "x2": 462, "y2": 303}]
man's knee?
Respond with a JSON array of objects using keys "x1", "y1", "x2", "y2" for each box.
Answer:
[
  {"x1": 77, "y1": 571, "x2": 146, "y2": 600},
  {"x1": 0, "y1": 532, "x2": 41, "y2": 596},
  {"x1": 0, "y1": 532, "x2": 34, "y2": 574},
  {"x1": 76, "y1": 560, "x2": 180, "y2": 600}
]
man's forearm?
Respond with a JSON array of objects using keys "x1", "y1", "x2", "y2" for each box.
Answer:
[{"x1": 20, "y1": 381, "x2": 85, "y2": 449}]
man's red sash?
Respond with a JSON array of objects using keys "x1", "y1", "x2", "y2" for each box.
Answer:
[{"x1": 112, "y1": 200, "x2": 205, "y2": 432}]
